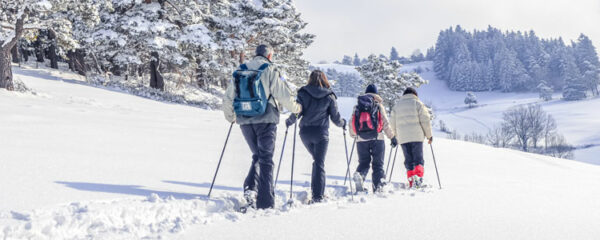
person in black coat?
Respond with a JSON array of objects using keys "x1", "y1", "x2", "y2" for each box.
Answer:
[{"x1": 286, "y1": 70, "x2": 346, "y2": 203}]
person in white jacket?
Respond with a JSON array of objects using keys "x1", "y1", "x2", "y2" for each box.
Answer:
[{"x1": 390, "y1": 87, "x2": 433, "y2": 188}]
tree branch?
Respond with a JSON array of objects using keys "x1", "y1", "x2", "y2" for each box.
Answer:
[{"x1": 1, "y1": 15, "x2": 25, "y2": 51}]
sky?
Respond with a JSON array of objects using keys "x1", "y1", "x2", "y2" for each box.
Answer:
[{"x1": 294, "y1": 0, "x2": 600, "y2": 63}]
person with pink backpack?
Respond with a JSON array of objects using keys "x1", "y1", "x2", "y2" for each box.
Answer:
[{"x1": 349, "y1": 84, "x2": 397, "y2": 192}]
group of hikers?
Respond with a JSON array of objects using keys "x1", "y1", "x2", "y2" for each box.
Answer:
[{"x1": 222, "y1": 44, "x2": 433, "y2": 209}]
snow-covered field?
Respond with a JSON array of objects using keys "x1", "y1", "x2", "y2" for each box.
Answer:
[
  {"x1": 317, "y1": 61, "x2": 600, "y2": 165},
  {"x1": 1, "y1": 66, "x2": 600, "y2": 239}
]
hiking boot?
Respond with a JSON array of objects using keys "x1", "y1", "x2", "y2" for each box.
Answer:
[
  {"x1": 308, "y1": 197, "x2": 324, "y2": 205},
  {"x1": 374, "y1": 181, "x2": 387, "y2": 193},
  {"x1": 353, "y1": 172, "x2": 365, "y2": 192}
]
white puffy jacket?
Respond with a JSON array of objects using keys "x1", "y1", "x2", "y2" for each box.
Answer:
[{"x1": 390, "y1": 94, "x2": 432, "y2": 144}]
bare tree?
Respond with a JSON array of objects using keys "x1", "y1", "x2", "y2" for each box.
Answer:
[
  {"x1": 486, "y1": 125, "x2": 513, "y2": 148},
  {"x1": 542, "y1": 115, "x2": 557, "y2": 150},
  {"x1": 502, "y1": 105, "x2": 531, "y2": 151},
  {"x1": 546, "y1": 133, "x2": 574, "y2": 159},
  {"x1": 526, "y1": 104, "x2": 547, "y2": 149}
]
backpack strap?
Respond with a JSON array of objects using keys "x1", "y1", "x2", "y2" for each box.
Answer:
[
  {"x1": 258, "y1": 63, "x2": 270, "y2": 71},
  {"x1": 240, "y1": 64, "x2": 248, "y2": 70}
]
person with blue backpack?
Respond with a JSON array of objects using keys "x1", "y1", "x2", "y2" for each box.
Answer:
[
  {"x1": 222, "y1": 44, "x2": 301, "y2": 209},
  {"x1": 285, "y1": 70, "x2": 346, "y2": 203},
  {"x1": 349, "y1": 84, "x2": 397, "y2": 193}
]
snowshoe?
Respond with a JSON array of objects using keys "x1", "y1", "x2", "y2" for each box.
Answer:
[
  {"x1": 307, "y1": 197, "x2": 324, "y2": 205},
  {"x1": 413, "y1": 176, "x2": 424, "y2": 189},
  {"x1": 239, "y1": 190, "x2": 257, "y2": 213},
  {"x1": 374, "y1": 181, "x2": 387, "y2": 193},
  {"x1": 353, "y1": 172, "x2": 365, "y2": 193}
]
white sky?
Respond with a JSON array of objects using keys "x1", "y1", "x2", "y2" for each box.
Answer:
[{"x1": 294, "y1": 0, "x2": 600, "y2": 63}]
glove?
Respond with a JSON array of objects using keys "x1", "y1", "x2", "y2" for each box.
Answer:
[
  {"x1": 428, "y1": 137, "x2": 433, "y2": 145},
  {"x1": 285, "y1": 115, "x2": 296, "y2": 128},
  {"x1": 341, "y1": 119, "x2": 347, "y2": 130},
  {"x1": 391, "y1": 137, "x2": 398, "y2": 148}
]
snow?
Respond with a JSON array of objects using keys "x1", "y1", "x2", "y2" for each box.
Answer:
[{"x1": 1, "y1": 66, "x2": 600, "y2": 239}]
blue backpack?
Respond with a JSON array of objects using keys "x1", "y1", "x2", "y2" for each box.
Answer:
[{"x1": 232, "y1": 63, "x2": 271, "y2": 117}]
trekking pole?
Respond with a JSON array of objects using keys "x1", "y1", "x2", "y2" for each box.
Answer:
[
  {"x1": 388, "y1": 145, "x2": 399, "y2": 183},
  {"x1": 207, "y1": 122, "x2": 234, "y2": 198},
  {"x1": 385, "y1": 146, "x2": 394, "y2": 179},
  {"x1": 342, "y1": 129, "x2": 355, "y2": 200},
  {"x1": 343, "y1": 137, "x2": 357, "y2": 185},
  {"x1": 288, "y1": 121, "x2": 297, "y2": 204},
  {"x1": 430, "y1": 143, "x2": 442, "y2": 189},
  {"x1": 273, "y1": 127, "x2": 290, "y2": 190}
]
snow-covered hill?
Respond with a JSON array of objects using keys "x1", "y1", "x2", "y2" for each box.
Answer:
[
  {"x1": 1, "y1": 66, "x2": 600, "y2": 239},
  {"x1": 315, "y1": 61, "x2": 600, "y2": 165}
]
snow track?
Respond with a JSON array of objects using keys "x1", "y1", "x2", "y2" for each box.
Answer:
[{"x1": 1, "y1": 182, "x2": 429, "y2": 239}]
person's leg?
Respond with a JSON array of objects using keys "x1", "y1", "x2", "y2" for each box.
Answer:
[
  {"x1": 299, "y1": 132, "x2": 318, "y2": 199},
  {"x1": 311, "y1": 136, "x2": 329, "y2": 200},
  {"x1": 355, "y1": 141, "x2": 372, "y2": 178},
  {"x1": 371, "y1": 140, "x2": 386, "y2": 189},
  {"x1": 411, "y1": 142, "x2": 425, "y2": 178},
  {"x1": 401, "y1": 143, "x2": 416, "y2": 186},
  {"x1": 255, "y1": 123, "x2": 277, "y2": 209},
  {"x1": 401, "y1": 143, "x2": 415, "y2": 172},
  {"x1": 240, "y1": 125, "x2": 259, "y2": 192}
]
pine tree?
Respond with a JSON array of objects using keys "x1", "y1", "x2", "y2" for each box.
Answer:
[
  {"x1": 353, "y1": 53, "x2": 361, "y2": 66},
  {"x1": 563, "y1": 75, "x2": 587, "y2": 100},
  {"x1": 430, "y1": 25, "x2": 600, "y2": 94},
  {"x1": 1, "y1": 0, "x2": 78, "y2": 90},
  {"x1": 425, "y1": 47, "x2": 435, "y2": 61},
  {"x1": 537, "y1": 81, "x2": 554, "y2": 101},
  {"x1": 410, "y1": 49, "x2": 425, "y2": 62},
  {"x1": 356, "y1": 55, "x2": 427, "y2": 109},
  {"x1": 390, "y1": 47, "x2": 399, "y2": 61},
  {"x1": 574, "y1": 34, "x2": 600, "y2": 95},
  {"x1": 342, "y1": 55, "x2": 353, "y2": 65}
]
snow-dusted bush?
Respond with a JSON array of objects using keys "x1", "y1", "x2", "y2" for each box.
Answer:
[
  {"x1": 537, "y1": 81, "x2": 554, "y2": 101},
  {"x1": 464, "y1": 92, "x2": 478, "y2": 108}
]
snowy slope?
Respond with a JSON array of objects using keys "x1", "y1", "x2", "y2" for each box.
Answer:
[
  {"x1": 314, "y1": 62, "x2": 600, "y2": 165},
  {"x1": 1, "y1": 66, "x2": 600, "y2": 239}
]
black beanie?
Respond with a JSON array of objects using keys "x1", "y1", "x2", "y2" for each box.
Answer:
[
  {"x1": 365, "y1": 84, "x2": 378, "y2": 94},
  {"x1": 403, "y1": 87, "x2": 418, "y2": 97}
]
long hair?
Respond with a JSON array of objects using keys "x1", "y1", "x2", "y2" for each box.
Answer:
[{"x1": 307, "y1": 70, "x2": 331, "y2": 88}]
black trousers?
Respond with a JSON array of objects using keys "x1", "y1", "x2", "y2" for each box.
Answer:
[
  {"x1": 240, "y1": 123, "x2": 277, "y2": 209},
  {"x1": 401, "y1": 142, "x2": 424, "y2": 171},
  {"x1": 356, "y1": 140, "x2": 386, "y2": 188},
  {"x1": 299, "y1": 126, "x2": 329, "y2": 200}
]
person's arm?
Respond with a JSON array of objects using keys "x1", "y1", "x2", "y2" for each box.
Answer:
[
  {"x1": 222, "y1": 81, "x2": 236, "y2": 123},
  {"x1": 285, "y1": 94, "x2": 304, "y2": 127},
  {"x1": 389, "y1": 106, "x2": 397, "y2": 137},
  {"x1": 417, "y1": 101, "x2": 433, "y2": 142},
  {"x1": 328, "y1": 95, "x2": 345, "y2": 128},
  {"x1": 349, "y1": 107, "x2": 357, "y2": 137},
  {"x1": 379, "y1": 104, "x2": 395, "y2": 139},
  {"x1": 270, "y1": 69, "x2": 301, "y2": 114}
]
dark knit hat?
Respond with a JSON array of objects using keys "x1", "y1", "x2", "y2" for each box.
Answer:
[
  {"x1": 403, "y1": 87, "x2": 418, "y2": 97},
  {"x1": 365, "y1": 84, "x2": 378, "y2": 94}
]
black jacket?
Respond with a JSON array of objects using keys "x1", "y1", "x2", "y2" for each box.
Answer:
[{"x1": 288, "y1": 85, "x2": 344, "y2": 129}]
